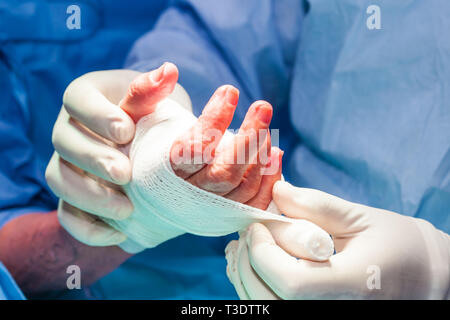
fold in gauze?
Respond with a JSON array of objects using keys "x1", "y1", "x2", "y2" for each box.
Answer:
[{"x1": 105, "y1": 98, "x2": 334, "y2": 259}]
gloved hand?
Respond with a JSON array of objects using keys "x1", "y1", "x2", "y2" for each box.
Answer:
[
  {"x1": 45, "y1": 65, "x2": 193, "y2": 249},
  {"x1": 226, "y1": 181, "x2": 450, "y2": 299}
]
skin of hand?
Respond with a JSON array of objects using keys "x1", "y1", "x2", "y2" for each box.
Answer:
[
  {"x1": 226, "y1": 181, "x2": 450, "y2": 300},
  {"x1": 0, "y1": 63, "x2": 282, "y2": 294}
]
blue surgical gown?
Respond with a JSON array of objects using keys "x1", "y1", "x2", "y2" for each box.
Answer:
[{"x1": 0, "y1": 0, "x2": 449, "y2": 299}]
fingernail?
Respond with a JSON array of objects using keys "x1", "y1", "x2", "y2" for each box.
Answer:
[
  {"x1": 150, "y1": 63, "x2": 166, "y2": 83},
  {"x1": 107, "y1": 156, "x2": 131, "y2": 184},
  {"x1": 225, "y1": 87, "x2": 239, "y2": 105},
  {"x1": 110, "y1": 121, "x2": 122, "y2": 140},
  {"x1": 111, "y1": 121, "x2": 131, "y2": 143},
  {"x1": 255, "y1": 102, "x2": 272, "y2": 124}
]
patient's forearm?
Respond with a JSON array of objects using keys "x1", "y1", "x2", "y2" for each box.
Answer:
[{"x1": 0, "y1": 211, "x2": 131, "y2": 295}]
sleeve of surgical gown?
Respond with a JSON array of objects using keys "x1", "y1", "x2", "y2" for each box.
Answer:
[
  {"x1": 0, "y1": 59, "x2": 56, "y2": 229},
  {"x1": 124, "y1": 0, "x2": 306, "y2": 133}
]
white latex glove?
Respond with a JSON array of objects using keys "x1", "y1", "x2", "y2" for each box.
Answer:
[
  {"x1": 226, "y1": 181, "x2": 450, "y2": 299},
  {"x1": 45, "y1": 67, "x2": 192, "y2": 250}
]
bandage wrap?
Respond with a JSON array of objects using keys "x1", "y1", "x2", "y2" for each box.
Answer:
[{"x1": 105, "y1": 99, "x2": 333, "y2": 256}]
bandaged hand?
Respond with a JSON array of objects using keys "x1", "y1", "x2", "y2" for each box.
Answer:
[
  {"x1": 47, "y1": 63, "x2": 283, "y2": 251},
  {"x1": 112, "y1": 63, "x2": 289, "y2": 253},
  {"x1": 225, "y1": 181, "x2": 450, "y2": 299},
  {"x1": 112, "y1": 64, "x2": 333, "y2": 258},
  {"x1": 49, "y1": 63, "x2": 333, "y2": 258},
  {"x1": 121, "y1": 64, "x2": 283, "y2": 210}
]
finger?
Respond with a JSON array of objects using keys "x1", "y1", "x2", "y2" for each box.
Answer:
[
  {"x1": 246, "y1": 223, "x2": 344, "y2": 299},
  {"x1": 272, "y1": 181, "x2": 368, "y2": 236},
  {"x1": 120, "y1": 62, "x2": 179, "y2": 123},
  {"x1": 52, "y1": 107, "x2": 132, "y2": 184},
  {"x1": 63, "y1": 71, "x2": 135, "y2": 145},
  {"x1": 170, "y1": 85, "x2": 239, "y2": 178},
  {"x1": 225, "y1": 240, "x2": 250, "y2": 300},
  {"x1": 46, "y1": 153, "x2": 133, "y2": 220},
  {"x1": 58, "y1": 200, "x2": 127, "y2": 247},
  {"x1": 264, "y1": 219, "x2": 334, "y2": 262},
  {"x1": 188, "y1": 101, "x2": 273, "y2": 194},
  {"x1": 223, "y1": 132, "x2": 271, "y2": 203},
  {"x1": 245, "y1": 147, "x2": 283, "y2": 210},
  {"x1": 223, "y1": 162, "x2": 264, "y2": 204},
  {"x1": 225, "y1": 240, "x2": 238, "y2": 283},
  {"x1": 237, "y1": 235, "x2": 280, "y2": 300}
]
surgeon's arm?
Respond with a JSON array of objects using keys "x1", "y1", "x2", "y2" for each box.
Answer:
[{"x1": 0, "y1": 211, "x2": 130, "y2": 294}]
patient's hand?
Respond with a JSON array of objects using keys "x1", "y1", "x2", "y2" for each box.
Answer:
[{"x1": 120, "y1": 63, "x2": 282, "y2": 210}]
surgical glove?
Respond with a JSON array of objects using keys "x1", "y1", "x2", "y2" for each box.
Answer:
[
  {"x1": 226, "y1": 181, "x2": 450, "y2": 299},
  {"x1": 46, "y1": 66, "x2": 192, "y2": 250}
]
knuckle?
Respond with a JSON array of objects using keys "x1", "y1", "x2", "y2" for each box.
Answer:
[
  {"x1": 92, "y1": 154, "x2": 114, "y2": 178},
  {"x1": 45, "y1": 166, "x2": 55, "y2": 190},
  {"x1": 44, "y1": 160, "x2": 54, "y2": 182},
  {"x1": 241, "y1": 176, "x2": 261, "y2": 198},
  {"x1": 102, "y1": 189, "x2": 129, "y2": 220},
  {"x1": 207, "y1": 165, "x2": 229, "y2": 183},
  {"x1": 127, "y1": 78, "x2": 148, "y2": 100},
  {"x1": 62, "y1": 78, "x2": 79, "y2": 110},
  {"x1": 106, "y1": 162, "x2": 123, "y2": 182},
  {"x1": 45, "y1": 161, "x2": 61, "y2": 196},
  {"x1": 319, "y1": 194, "x2": 334, "y2": 215},
  {"x1": 92, "y1": 153, "x2": 129, "y2": 184},
  {"x1": 57, "y1": 209, "x2": 70, "y2": 229},
  {"x1": 185, "y1": 138, "x2": 204, "y2": 162},
  {"x1": 62, "y1": 84, "x2": 72, "y2": 107},
  {"x1": 51, "y1": 125, "x2": 62, "y2": 150},
  {"x1": 207, "y1": 165, "x2": 241, "y2": 192}
]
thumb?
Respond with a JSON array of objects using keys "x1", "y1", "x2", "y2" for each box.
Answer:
[
  {"x1": 272, "y1": 181, "x2": 369, "y2": 236},
  {"x1": 120, "y1": 62, "x2": 179, "y2": 122}
]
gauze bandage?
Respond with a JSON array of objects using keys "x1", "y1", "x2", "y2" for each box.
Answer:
[{"x1": 106, "y1": 99, "x2": 334, "y2": 260}]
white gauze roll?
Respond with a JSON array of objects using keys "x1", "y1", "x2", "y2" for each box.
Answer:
[{"x1": 105, "y1": 98, "x2": 334, "y2": 260}]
